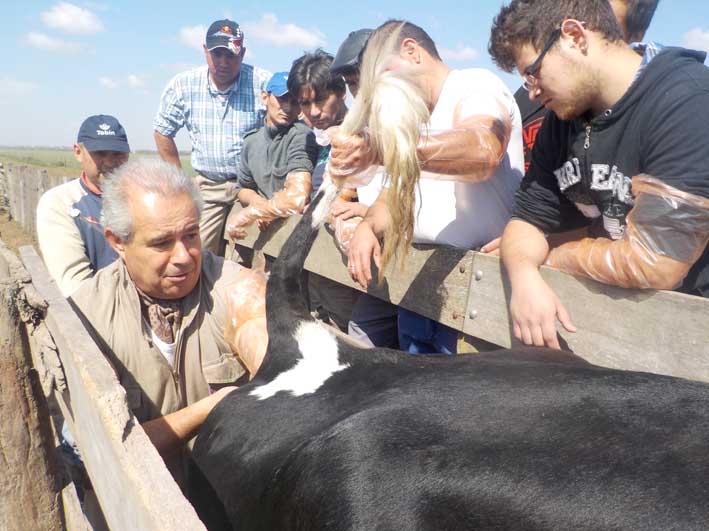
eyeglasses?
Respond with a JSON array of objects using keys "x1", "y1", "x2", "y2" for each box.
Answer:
[{"x1": 521, "y1": 28, "x2": 562, "y2": 92}]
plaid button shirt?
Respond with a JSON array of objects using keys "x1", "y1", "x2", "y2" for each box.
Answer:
[{"x1": 154, "y1": 64, "x2": 271, "y2": 181}]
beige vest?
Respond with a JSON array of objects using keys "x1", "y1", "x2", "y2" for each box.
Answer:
[{"x1": 71, "y1": 251, "x2": 246, "y2": 484}]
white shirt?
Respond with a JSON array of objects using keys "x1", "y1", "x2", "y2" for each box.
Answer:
[
  {"x1": 151, "y1": 329, "x2": 177, "y2": 369},
  {"x1": 412, "y1": 68, "x2": 524, "y2": 248}
]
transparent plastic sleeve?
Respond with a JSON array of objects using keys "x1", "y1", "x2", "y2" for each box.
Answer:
[
  {"x1": 224, "y1": 266, "x2": 268, "y2": 378},
  {"x1": 327, "y1": 95, "x2": 513, "y2": 186},
  {"x1": 545, "y1": 175, "x2": 709, "y2": 290},
  {"x1": 331, "y1": 215, "x2": 363, "y2": 255},
  {"x1": 227, "y1": 171, "x2": 312, "y2": 239}
]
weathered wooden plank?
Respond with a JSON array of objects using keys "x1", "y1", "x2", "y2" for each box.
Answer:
[
  {"x1": 228, "y1": 210, "x2": 473, "y2": 331},
  {"x1": 0, "y1": 243, "x2": 62, "y2": 531},
  {"x1": 463, "y1": 252, "x2": 709, "y2": 382},
  {"x1": 19, "y1": 246, "x2": 206, "y2": 531}
]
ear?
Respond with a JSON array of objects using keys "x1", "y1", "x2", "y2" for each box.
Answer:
[
  {"x1": 400, "y1": 37, "x2": 422, "y2": 64},
  {"x1": 105, "y1": 227, "x2": 127, "y2": 258},
  {"x1": 73, "y1": 143, "x2": 82, "y2": 162},
  {"x1": 203, "y1": 44, "x2": 210, "y2": 61},
  {"x1": 261, "y1": 90, "x2": 269, "y2": 105},
  {"x1": 560, "y1": 19, "x2": 589, "y2": 54}
]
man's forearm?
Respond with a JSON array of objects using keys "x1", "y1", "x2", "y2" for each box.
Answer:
[
  {"x1": 417, "y1": 117, "x2": 507, "y2": 180},
  {"x1": 237, "y1": 189, "x2": 265, "y2": 208},
  {"x1": 142, "y1": 387, "x2": 232, "y2": 457},
  {"x1": 501, "y1": 219, "x2": 551, "y2": 282},
  {"x1": 154, "y1": 131, "x2": 182, "y2": 168},
  {"x1": 361, "y1": 191, "x2": 391, "y2": 238}
]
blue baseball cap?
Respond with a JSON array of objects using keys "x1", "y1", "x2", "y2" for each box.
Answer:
[
  {"x1": 265, "y1": 72, "x2": 290, "y2": 97},
  {"x1": 77, "y1": 115, "x2": 130, "y2": 153}
]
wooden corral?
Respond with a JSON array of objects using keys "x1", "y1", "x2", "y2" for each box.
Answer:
[{"x1": 0, "y1": 156, "x2": 707, "y2": 530}]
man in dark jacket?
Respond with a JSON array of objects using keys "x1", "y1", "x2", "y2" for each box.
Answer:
[{"x1": 489, "y1": 0, "x2": 709, "y2": 349}]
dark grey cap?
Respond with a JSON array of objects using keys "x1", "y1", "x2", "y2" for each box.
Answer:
[{"x1": 330, "y1": 29, "x2": 373, "y2": 74}]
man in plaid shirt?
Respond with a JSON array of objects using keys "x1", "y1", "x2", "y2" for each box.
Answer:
[{"x1": 154, "y1": 19, "x2": 271, "y2": 255}]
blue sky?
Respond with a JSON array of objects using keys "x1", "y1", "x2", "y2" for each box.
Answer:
[{"x1": 1, "y1": 1, "x2": 708, "y2": 151}]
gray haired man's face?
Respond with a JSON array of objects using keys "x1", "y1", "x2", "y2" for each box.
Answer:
[{"x1": 113, "y1": 190, "x2": 202, "y2": 300}]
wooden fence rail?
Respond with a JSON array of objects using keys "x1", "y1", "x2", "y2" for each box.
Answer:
[{"x1": 226, "y1": 206, "x2": 709, "y2": 383}]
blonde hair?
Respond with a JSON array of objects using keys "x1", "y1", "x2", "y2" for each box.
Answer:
[{"x1": 339, "y1": 23, "x2": 430, "y2": 281}]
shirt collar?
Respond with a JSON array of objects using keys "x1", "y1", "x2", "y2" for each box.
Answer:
[
  {"x1": 80, "y1": 171, "x2": 102, "y2": 196},
  {"x1": 207, "y1": 70, "x2": 240, "y2": 97}
]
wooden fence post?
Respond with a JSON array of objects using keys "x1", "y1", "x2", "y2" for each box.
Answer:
[{"x1": 0, "y1": 241, "x2": 63, "y2": 530}]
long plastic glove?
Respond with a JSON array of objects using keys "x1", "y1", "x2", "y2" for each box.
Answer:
[
  {"x1": 224, "y1": 266, "x2": 268, "y2": 378},
  {"x1": 327, "y1": 96, "x2": 512, "y2": 187},
  {"x1": 546, "y1": 175, "x2": 709, "y2": 290},
  {"x1": 331, "y1": 215, "x2": 363, "y2": 255},
  {"x1": 227, "y1": 171, "x2": 312, "y2": 239}
]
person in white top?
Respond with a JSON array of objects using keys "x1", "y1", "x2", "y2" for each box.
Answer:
[{"x1": 329, "y1": 19, "x2": 524, "y2": 354}]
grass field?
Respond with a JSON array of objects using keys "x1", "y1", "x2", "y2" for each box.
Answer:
[{"x1": 0, "y1": 147, "x2": 195, "y2": 177}]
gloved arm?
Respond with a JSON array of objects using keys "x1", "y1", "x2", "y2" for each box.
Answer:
[
  {"x1": 546, "y1": 175, "x2": 709, "y2": 289},
  {"x1": 224, "y1": 267, "x2": 268, "y2": 378},
  {"x1": 227, "y1": 171, "x2": 313, "y2": 239},
  {"x1": 327, "y1": 96, "x2": 513, "y2": 185}
]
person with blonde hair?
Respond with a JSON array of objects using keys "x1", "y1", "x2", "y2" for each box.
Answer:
[{"x1": 329, "y1": 19, "x2": 524, "y2": 354}]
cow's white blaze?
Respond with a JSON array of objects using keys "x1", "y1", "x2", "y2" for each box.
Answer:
[{"x1": 251, "y1": 321, "x2": 348, "y2": 400}]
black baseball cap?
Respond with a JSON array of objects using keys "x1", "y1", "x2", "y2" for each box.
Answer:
[
  {"x1": 206, "y1": 19, "x2": 244, "y2": 55},
  {"x1": 77, "y1": 115, "x2": 130, "y2": 153},
  {"x1": 331, "y1": 29, "x2": 373, "y2": 74}
]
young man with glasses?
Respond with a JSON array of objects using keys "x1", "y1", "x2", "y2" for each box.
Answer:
[
  {"x1": 489, "y1": 0, "x2": 709, "y2": 350},
  {"x1": 512, "y1": 0, "x2": 660, "y2": 173}
]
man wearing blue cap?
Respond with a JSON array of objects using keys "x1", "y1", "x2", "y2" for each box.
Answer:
[
  {"x1": 226, "y1": 71, "x2": 319, "y2": 238},
  {"x1": 36, "y1": 114, "x2": 130, "y2": 297},
  {"x1": 154, "y1": 19, "x2": 271, "y2": 256}
]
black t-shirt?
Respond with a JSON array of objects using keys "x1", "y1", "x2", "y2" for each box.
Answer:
[
  {"x1": 513, "y1": 47, "x2": 709, "y2": 296},
  {"x1": 514, "y1": 86, "x2": 547, "y2": 174}
]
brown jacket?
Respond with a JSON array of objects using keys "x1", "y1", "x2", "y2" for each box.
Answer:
[{"x1": 71, "y1": 251, "x2": 246, "y2": 483}]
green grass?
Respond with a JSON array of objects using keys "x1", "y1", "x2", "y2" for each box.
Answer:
[{"x1": 0, "y1": 147, "x2": 195, "y2": 177}]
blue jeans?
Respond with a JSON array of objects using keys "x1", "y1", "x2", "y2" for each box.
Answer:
[{"x1": 398, "y1": 308, "x2": 458, "y2": 355}]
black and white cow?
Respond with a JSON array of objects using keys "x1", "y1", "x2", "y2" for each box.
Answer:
[{"x1": 192, "y1": 181, "x2": 709, "y2": 530}]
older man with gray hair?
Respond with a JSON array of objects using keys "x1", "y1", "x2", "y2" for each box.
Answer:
[{"x1": 70, "y1": 158, "x2": 267, "y2": 489}]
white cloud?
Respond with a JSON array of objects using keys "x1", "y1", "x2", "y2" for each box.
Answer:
[
  {"x1": 244, "y1": 13, "x2": 326, "y2": 49},
  {"x1": 179, "y1": 25, "x2": 206, "y2": 51},
  {"x1": 40, "y1": 2, "x2": 104, "y2": 35},
  {"x1": 439, "y1": 44, "x2": 479, "y2": 63},
  {"x1": 99, "y1": 76, "x2": 118, "y2": 88},
  {"x1": 683, "y1": 28, "x2": 709, "y2": 53},
  {"x1": 26, "y1": 32, "x2": 82, "y2": 53},
  {"x1": 127, "y1": 74, "x2": 145, "y2": 88},
  {"x1": 0, "y1": 77, "x2": 38, "y2": 98}
]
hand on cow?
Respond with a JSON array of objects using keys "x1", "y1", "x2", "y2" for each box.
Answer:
[
  {"x1": 509, "y1": 270, "x2": 576, "y2": 350},
  {"x1": 347, "y1": 221, "x2": 381, "y2": 289}
]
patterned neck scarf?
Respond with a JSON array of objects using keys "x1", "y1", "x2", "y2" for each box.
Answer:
[{"x1": 137, "y1": 289, "x2": 183, "y2": 344}]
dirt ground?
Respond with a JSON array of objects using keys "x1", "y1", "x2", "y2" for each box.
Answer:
[{"x1": 0, "y1": 209, "x2": 35, "y2": 254}]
